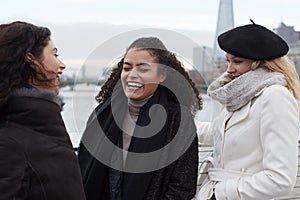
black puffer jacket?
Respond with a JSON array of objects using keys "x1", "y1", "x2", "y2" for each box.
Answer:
[{"x1": 0, "y1": 88, "x2": 86, "y2": 200}]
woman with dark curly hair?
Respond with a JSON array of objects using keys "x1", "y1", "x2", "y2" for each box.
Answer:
[
  {"x1": 78, "y1": 37, "x2": 202, "y2": 200},
  {"x1": 0, "y1": 21, "x2": 86, "y2": 200}
]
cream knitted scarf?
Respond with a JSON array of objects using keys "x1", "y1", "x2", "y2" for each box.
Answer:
[{"x1": 207, "y1": 68, "x2": 287, "y2": 112}]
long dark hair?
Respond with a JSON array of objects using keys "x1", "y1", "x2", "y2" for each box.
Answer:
[
  {"x1": 0, "y1": 21, "x2": 51, "y2": 106},
  {"x1": 96, "y1": 37, "x2": 202, "y2": 116}
]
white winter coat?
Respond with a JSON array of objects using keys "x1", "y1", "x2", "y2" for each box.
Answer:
[{"x1": 197, "y1": 85, "x2": 299, "y2": 200}]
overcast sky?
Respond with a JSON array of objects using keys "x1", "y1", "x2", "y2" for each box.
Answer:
[
  {"x1": 2, "y1": 0, "x2": 300, "y2": 31},
  {"x1": 1, "y1": 0, "x2": 300, "y2": 76}
]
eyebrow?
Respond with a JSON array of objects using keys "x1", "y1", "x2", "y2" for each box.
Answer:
[
  {"x1": 123, "y1": 61, "x2": 131, "y2": 66},
  {"x1": 123, "y1": 62, "x2": 151, "y2": 67},
  {"x1": 137, "y1": 63, "x2": 151, "y2": 67}
]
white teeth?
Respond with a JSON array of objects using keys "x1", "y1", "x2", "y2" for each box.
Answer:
[{"x1": 127, "y1": 82, "x2": 143, "y2": 88}]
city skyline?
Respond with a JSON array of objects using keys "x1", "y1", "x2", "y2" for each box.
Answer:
[{"x1": 2, "y1": 0, "x2": 300, "y2": 76}]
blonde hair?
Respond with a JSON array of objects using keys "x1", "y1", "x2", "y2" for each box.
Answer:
[{"x1": 251, "y1": 56, "x2": 300, "y2": 110}]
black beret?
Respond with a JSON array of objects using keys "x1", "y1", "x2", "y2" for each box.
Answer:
[{"x1": 217, "y1": 22, "x2": 289, "y2": 60}]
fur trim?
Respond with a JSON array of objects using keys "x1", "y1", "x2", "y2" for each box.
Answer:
[
  {"x1": 10, "y1": 88, "x2": 64, "y2": 109},
  {"x1": 208, "y1": 68, "x2": 286, "y2": 111}
]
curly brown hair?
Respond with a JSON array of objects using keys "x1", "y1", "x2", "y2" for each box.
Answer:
[
  {"x1": 0, "y1": 21, "x2": 51, "y2": 106},
  {"x1": 95, "y1": 37, "x2": 202, "y2": 116}
]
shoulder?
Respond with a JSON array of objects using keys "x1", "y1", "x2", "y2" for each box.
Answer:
[
  {"x1": 168, "y1": 102, "x2": 181, "y2": 113},
  {"x1": 168, "y1": 102, "x2": 192, "y2": 116},
  {"x1": 0, "y1": 122, "x2": 31, "y2": 145},
  {"x1": 0, "y1": 126, "x2": 25, "y2": 156},
  {"x1": 259, "y1": 85, "x2": 296, "y2": 104},
  {"x1": 85, "y1": 99, "x2": 111, "y2": 124},
  {"x1": 167, "y1": 102, "x2": 196, "y2": 132},
  {"x1": 261, "y1": 85, "x2": 292, "y2": 96},
  {"x1": 256, "y1": 85, "x2": 299, "y2": 117},
  {"x1": 0, "y1": 122, "x2": 25, "y2": 137},
  {"x1": 94, "y1": 98, "x2": 110, "y2": 113},
  {"x1": 167, "y1": 102, "x2": 195, "y2": 126}
]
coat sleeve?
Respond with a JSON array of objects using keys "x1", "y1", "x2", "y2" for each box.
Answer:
[
  {"x1": 162, "y1": 112, "x2": 199, "y2": 200},
  {"x1": 0, "y1": 135, "x2": 27, "y2": 199},
  {"x1": 195, "y1": 121, "x2": 213, "y2": 146},
  {"x1": 215, "y1": 85, "x2": 299, "y2": 200}
]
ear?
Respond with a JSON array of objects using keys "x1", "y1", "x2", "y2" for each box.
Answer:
[
  {"x1": 159, "y1": 70, "x2": 167, "y2": 83},
  {"x1": 25, "y1": 52, "x2": 34, "y2": 63}
]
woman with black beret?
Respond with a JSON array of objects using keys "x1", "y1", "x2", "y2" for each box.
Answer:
[{"x1": 196, "y1": 20, "x2": 300, "y2": 200}]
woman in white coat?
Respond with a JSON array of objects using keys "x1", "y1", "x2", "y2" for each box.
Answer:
[{"x1": 196, "y1": 20, "x2": 300, "y2": 200}]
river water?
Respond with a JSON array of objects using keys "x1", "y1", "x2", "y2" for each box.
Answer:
[{"x1": 60, "y1": 84, "x2": 218, "y2": 147}]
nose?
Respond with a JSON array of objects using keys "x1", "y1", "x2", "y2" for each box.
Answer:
[
  {"x1": 226, "y1": 63, "x2": 235, "y2": 74},
  {"x1": 59, "y1": 59, "x2": 66, "y2": 71},
  {"x1": 128, "y1": 67, "x2": 138, "y2": 78}
]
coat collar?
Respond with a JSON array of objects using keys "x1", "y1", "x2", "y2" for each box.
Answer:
[
  {"x1": 1, "y1": 87, "x2": 67, "y2": 138},
  {"x1": 224, "y1": 88, "x2": 265, "y2": 131},
  {"x1": 225, "y1": 101, "x2": 251, "y2": 131},
  {"x1": 10, "y1": 87, "x2": 64, "y2": 110}
]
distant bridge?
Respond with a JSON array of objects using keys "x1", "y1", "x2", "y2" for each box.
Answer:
[
  {"x1": 59, "y1": 78, "x2": 104, "y2": 90},
  {"x1": 60, "y1": 77, "x2": 209, "y2": 93}
]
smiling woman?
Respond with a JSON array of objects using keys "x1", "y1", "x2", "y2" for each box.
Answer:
[
  {"x1": 0, "y1": 21, "x2": 86, "y2": 200},
  {"x1": 78, "y1": 37, "x2": 203, "y2": 200},
  {"x1": 26, "y1": 37, "x2": 66, "y2": 94},
  {"x1": 121, "y1": 49, "x2": 166, "y2": 100}
]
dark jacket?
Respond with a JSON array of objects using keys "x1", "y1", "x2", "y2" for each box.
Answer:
[
  {"x1": 78, "y1": 87, "x2": 198, "y2": 200},
  {"x1": 0, "y1": 88, "x2": 86, "y2": 200}
]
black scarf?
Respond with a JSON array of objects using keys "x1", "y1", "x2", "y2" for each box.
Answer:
[{"x1": 78, "y1": 86, "x2": 173, "y2": 200}]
